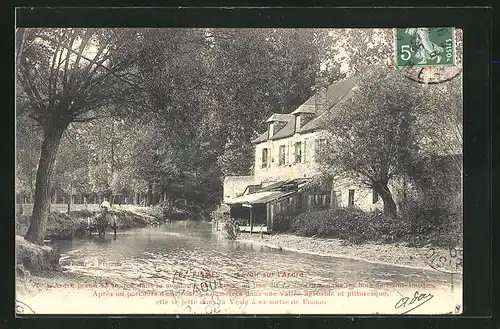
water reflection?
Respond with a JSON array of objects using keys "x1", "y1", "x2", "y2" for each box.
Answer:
[{"x1": 51, "y1": 223, "x2": 462, "y2": 295}]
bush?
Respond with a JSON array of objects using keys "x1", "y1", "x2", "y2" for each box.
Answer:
[
  {"x1": 400, "y1": 201, "x2": 463, "y2": 247},
  {"x1": 70, "y1": 209, "x2": 94, "y2": 218},
  {"x1": 291, "y1": 208, "x2": 382, "y2": 243},
  {"x1": 290, "y1": 205, "x2": 462, "y2": 247}
]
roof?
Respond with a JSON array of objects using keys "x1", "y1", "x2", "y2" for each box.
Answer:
[
  {"x1": 225, "y1": 190, "x2": 294, "y2": 205},
  {"x1": 251, "y1": 131, "x2": 268, "y2": 143},
  {"x1": 291, "y1": 104, "x2": 316, "y2": 115},
  {"x1": 252, "y1": 76, "x2": 358, "y2": 142},
  {"x1": 253, "y1": 114, "x2": 295, "y2": 143},
  {"x1": 269, "y1": 118, "x2": 295, "y2": 140},
  {"x1": 266, "y1": 113, "x2": 294, "y2": 123},
  {"x1": 302, "y1": 76, "x2": 357, "y2": 108},
  {"x1": 225, "y1": 178, "x2": 312, "y2": 205},
  {"x1": 298, "y1": 113, "x2": 326, "y2": 133},
  {"x1": 259, "y1": 177, "x2": 311, "y2": 192},
  {"x1": 298, "y1": 82, "x2": 358, "y2": 133}
]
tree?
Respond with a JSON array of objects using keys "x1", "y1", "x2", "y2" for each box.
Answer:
[
  {"x1": 317, "y1": 28, "x2": 394, "y2": 77},
  {"x1": 207, "y1": 28, "x2": 325, "y2": 176},
  {"x1": 16, "y1": 112, "x2": 43, "y2": 205},
  {"x1": 128, "y1": 28, "x2": 326, "y2": 207},
  {"x1": 17, "y1": 28, "x2": 141, "y2": 244},
  {"x1": 318, "y1": 68, "x2": 423, "y2": 218},
  {"x1": 52, "y1": 123, "x2": 93, "y2": 209}
]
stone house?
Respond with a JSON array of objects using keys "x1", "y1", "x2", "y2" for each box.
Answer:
[
  {"x1": 222, "y1": 74, "x2": 462, "y2": 233},
  {"x1": 222, "y1": 76, "x2": 387, "y2": 233}
]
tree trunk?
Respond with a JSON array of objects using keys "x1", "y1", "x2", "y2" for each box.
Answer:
[
  {"x1": 67, "y1": 183, "x2": 72, "y2": 213},
  {"x1": 376, "y1": 182, "x2": 397, "y2": 218},
  {"x1": 25, "y1": 126, "x2": 66, "y2": 245},
  {"x1": 19, "y1": 193, "x2": 24, "y2": 215},
  {"x1": 147, "y1": 181, "x2": 153, "y2": 206}
]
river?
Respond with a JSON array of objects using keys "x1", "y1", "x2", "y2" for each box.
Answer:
[{"x1": 18, "y1": 223, "x2": 463, "y2": 315}]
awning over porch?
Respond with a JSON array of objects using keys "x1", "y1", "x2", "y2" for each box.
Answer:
[{"x1": 224, "y1": 190, "x2": 294, "y2": 205}]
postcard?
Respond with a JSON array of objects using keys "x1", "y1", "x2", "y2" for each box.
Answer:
[{"x1": 15, "y1": 26, "x2": 463, "y2": 315}]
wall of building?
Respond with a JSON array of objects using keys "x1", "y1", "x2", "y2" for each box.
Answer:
[
  {"x1": 333, "y1": 177, "x2": 409, "y2": 213},
  {"x1": 250, "y1": 126, "x2": 415, "y2": 214},
  {"x1": 254, "y1": 131, "x2": 325, "y2": 182},
  {"x1": 333, "y1": 180, "x2": 383, "y2": 212},
  {"x1": 252, "y1": 129, "x2": 396, "y2": 213},
  {"x1": 223, "y1": 176, "x2": 256, "y2": 203}
]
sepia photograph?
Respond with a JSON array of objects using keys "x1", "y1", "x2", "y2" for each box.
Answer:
[{"x1": 15, "y1": 26, "x2": 463, "y2": 315}]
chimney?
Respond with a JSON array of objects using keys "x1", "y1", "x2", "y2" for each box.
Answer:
[
  {"x1": 314, "y1": 76, "x2": 329, "y2": 115},
  {"x1": 268, "y1": 122, "x2": 274, "y2": 138}
]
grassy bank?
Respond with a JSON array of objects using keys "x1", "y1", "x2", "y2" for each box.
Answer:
[
  {"x1": 16, "y1": 206, "x2": 163, "y2": 240},
  {"x1": 285, "y1": 207, "x2": 462, "y2": 248},
  {"x1": 16, "y1": 206, "x2": 163, "y2": 278}
]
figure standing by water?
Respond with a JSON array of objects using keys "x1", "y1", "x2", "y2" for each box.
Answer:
[
  {"x1": 100, "y1": 198, "x2": 111, "y2": 212},
  {"x1": 96, "y1": 198, "x2": 111, "y2": 237}
]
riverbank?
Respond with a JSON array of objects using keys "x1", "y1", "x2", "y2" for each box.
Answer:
[
  {"x1": 237, "y1": 233, "x2": 462, "y2": 274},
  {"x1": 16, "y1": 205, "x2": 163, "y2": 240}
]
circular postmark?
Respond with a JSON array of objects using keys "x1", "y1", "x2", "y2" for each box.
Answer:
[
  {"x1": 16, "y1": 299, "x2": 36, "y2": 315},
  {"x1": 401, "y1": 65, "x2": 462, "y2": 85},
  {"x1": 419, "y1": 246, "x2": 463, "y2": 274}
]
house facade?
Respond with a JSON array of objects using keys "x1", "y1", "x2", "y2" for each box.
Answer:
[
  {"x1": 221, "y1": 76, "x2": 388, "y2": 233},
  {"x1": 224, "y1": 76, "x2": 383, "y2": 217},
  {"x1": 220, "y1": 74, "x2": 462, "y2": 234}
]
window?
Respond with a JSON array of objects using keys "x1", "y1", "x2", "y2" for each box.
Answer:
[
  {"x1": 348, "y1": 189, "x2": 355, "y2": 207},
  {"x1": 261, "y1": 148, "x2": 268, "y2": 168},
  {"x1": 295, "y1": 142, "x2": 302, "y2": 163},
  {"x1": 279, "y1": 145, "x2": 286, "y2": 166},
  {"x1": 372, "y1": 189, "x2": 379, "y2": 204}
]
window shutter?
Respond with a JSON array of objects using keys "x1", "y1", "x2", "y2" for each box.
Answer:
[
  {"x1": 303, "y1": 139, "x2": 308, "y2": 162},
  {"x1": 314, "y1": 139, "x2": 319, "y2": 160},
  {"x1": 286, "y1": 143, "x2": 289, "y2": 165}
]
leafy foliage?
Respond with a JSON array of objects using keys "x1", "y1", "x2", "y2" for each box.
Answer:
[
  {"x1": 318, "y1": 68, "x2": 423, "y2": 217},
  {"x1": 16, "y1": 28, "x2": 463, "y2": 244},
  {"x1": 290, "y1": 207, "x2": 462, "y2": 247}
]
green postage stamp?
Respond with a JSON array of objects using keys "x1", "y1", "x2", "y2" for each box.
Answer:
[{"x1": 395, "y1": 28, "x2": 455, "y2": 67}]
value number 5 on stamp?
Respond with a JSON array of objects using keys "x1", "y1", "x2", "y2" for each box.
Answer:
[{"x1": 396, "y1": 27, "x2": 455, "y2": 67}]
